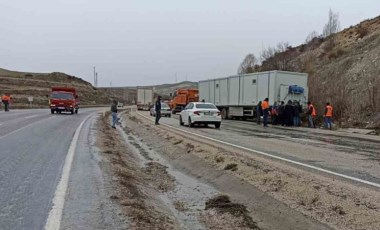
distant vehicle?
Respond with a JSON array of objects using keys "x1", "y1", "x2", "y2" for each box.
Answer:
[
  {"x1": 199, "y1": 71, "x2": 308, "y2": 119},
  {"x1": 136, "y1": 87, "x2": 154, "y2": 111},
  {"x1": 117, "y1": 102, "x2": 124, "y2": 108},
  {"x1": 179, "y1": 102, "x2": 221, "y2": 129},
  {"x1": 49, "y1": 87, "x2": 79, "y2": 114},
  {"x1": 150, "y1": 103, "x2": 171, "y2": 117},
  {"x1": 169, "y1": 88, "x2": 199, "y2": 114}
]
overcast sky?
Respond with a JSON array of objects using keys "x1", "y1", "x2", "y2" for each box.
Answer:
[{"x1": 0, "y1": 0, "x2": 379, "y2": 87}]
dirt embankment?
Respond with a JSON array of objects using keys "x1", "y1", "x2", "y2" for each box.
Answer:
[
  {"x1": 258, "y1": 16, "x2": 380, "y2": 128},
  {"x1": 97, "y1": 112, "x2": 257, "y2": 229},
  {"x1": 128, "y1": 111, "x2": 380, "y2": 230}
]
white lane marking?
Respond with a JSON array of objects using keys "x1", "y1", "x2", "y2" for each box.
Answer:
[
  {"x1": 137, "y1": 112, "x2": 380, "y2": 189},
  {"x1": 44, "y1": 114, "x2": 92, "y2": 230},
  {"x1": 24, "y1": 115, "x2": 38, "y2": 119},
  {"x1": 0, "y1": 116, "x2": 54, "y2": 140}
]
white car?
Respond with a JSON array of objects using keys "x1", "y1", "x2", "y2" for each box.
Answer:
[
  {"x1": 179, "y1": 102, "x2": 221, "y2": 128},
  {"x1": 150, "y1": 103, "x2": 172, "y2": 117}
]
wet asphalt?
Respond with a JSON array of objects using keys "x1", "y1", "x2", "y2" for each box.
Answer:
[
  {"x1": 141, "y1": 112, "x2": 380, "y2": 188},
  {"x1": 0, "y1": 108, "x2": 106, "y2": 230}
]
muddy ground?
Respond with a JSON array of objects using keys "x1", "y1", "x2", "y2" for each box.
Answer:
[
  {"x1": 121, "y1": 111, "x2": 380, "y2": 230},
  {"x1": 96, "y1": 111, "x2": 258, "y2": 230}
]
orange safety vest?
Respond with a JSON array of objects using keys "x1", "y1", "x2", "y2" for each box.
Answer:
[
  {"x1": 325, "y1": 105, "x2": 333, "y2": 117},
  {"x1": 308, "y1": 104, "x2": 316, "y2": 116},
  {"x1": 261, "y1": 101, "x2": 269, "y2": 110},
  {"x1": 2, "y1": 95, "x2": 10, "y2": 101}
]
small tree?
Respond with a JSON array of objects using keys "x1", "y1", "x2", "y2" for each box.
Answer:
[
  {"x1": 323, "y1": 9, "x2": 341, "y2": 51},
  {"x1": 238, "y1": 54, "x2": 258, "y2": 74}
]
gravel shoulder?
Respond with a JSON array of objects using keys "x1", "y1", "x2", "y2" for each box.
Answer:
[{"x1": 131, "y1": 111, "x2": 380, "y2": 230}]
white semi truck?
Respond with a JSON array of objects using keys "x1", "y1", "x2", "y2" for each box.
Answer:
[
  {"x1": 136, "y1": 87, "x2": 154, "y2": 111},
  {"x1": 199, "y1": 71, "x2": 308, "y2": 119}
]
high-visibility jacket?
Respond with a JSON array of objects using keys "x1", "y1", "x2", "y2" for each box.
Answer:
[
  {"x1": 308, "y1": 104, "x2": 316, "y2": 116},
  {"x1": 2, "y1": 95, "x2": 10, "y2": 101},
  {"x1": 262, "y1": 101, "x2": 269, "y2": 110},
  {"x1": 325, "y1": 105, "x2": 333, "y2": 117}
]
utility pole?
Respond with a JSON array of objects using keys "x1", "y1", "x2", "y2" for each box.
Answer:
[
  {"x1": 175, "y1": 72, "x2": 177, "y2": 83},
  {"x1": 93, "y1": 66, "x2": 96, "y2": 86},
  {"x1": 95, "y1": 72, "x2": 98, "y2": 87}
]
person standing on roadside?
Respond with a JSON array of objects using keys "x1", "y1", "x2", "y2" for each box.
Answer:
[
  {"x1": 278, "y1": 101, "x2": 285, "y2": 126},
  {"x1": 155, "y1": 96, "x2": 162, "y2": 125},
  {"x1": 262, "y1": 98, "x2": 269, "y2": 127},
  {"x1": 271, "y1": 102, "x2": 279, "y2": 125},
  {"x1": 256, "y1": 101, "x2": 262, "y2": 124},
  {"x1": 293, "y1": 101, "x2": 301, "y2": 127},
  {"x1": 307, "y1": 101, "x2": 316, "y2": 128},
  {"x1": 284, "y1": 100, "x2": 294, "y2": 126},
  {"x1": 2, "y1": 93, "x2": 11, "y2": 112},
  {"x1": 324, "y1": 102, "x2": 333, "y2": 130},
  {"x1": 111, "y1": 100, "x2": 118, "y2": 129}
]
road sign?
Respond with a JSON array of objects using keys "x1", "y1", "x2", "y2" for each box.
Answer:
[{"x1": 28, "y1": 96, "x2": 33, "y2": 102}]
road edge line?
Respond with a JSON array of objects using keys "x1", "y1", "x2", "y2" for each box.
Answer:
[
  {"x1": 136, "y1": 112, "x2": 380, "y2": 189},
  {"x1": 44, "y1": 114, "x2": 92, "y2": 230}
]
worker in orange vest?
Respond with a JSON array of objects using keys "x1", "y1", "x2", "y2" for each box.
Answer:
[
  {"x1": 324, "y1": 102, "x2": 333, "y2": 130},
  {"x1": 1, "y1": 93, "x2": 11, "y2": 112},
  {"x1": 261, "y1": 98, "x2": 269, "y2": 127},
  {"x1": 307, "y1": 101, "x2": 316, "y2": 128}
]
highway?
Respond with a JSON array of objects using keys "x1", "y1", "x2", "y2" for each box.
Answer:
[
  {"x1": 138, "y1": 111, "x2": 380, "y2": 189},
  {"x1": 0, "y1": 109, "x2": 124, "y2": 230}
]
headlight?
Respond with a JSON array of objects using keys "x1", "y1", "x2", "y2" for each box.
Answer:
[
  {"x1": 70, "y1": 105, "x2": 73, "y2": 107},
  {"x1": 50, "y1": 104, "x2": 56, "y2": 106}
]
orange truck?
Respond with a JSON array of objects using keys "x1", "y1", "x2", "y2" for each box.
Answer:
[
  {"x1": 169, "y1": 89, "x2": 199, "y2": 114},
  {"x1": 49, "y1": 87, "x2": 79, "y2": 114}
]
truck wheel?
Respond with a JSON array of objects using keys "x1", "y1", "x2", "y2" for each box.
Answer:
[
  {"x1": 168, "y1": 114, "x2": 171, "y2": 118},
  {"x1": 51, "y1": 109, "x2": 54, "y2": 114},
  {"x1": 75, "y1": 109, "x2": 78, "y2": 114},
  {"x1": 179, "y1": 116, "x2": 184, "y2": 126},
  {"x1": 215, "y1": 123, "x2": 221, "y2": 129},
  {"x1": 71, "y1": 109, "x2": 74, "y2": 115},
  {"x1": 188, "y1": 118, "x2": 194, "y2": 128}
]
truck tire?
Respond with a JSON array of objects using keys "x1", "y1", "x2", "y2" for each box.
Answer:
[
  {"x1": 215, "y1": 122, "x2": 221, "y2": 129},
  {"x1": 179, "y1": 116, "x2": 184, "y2": 126},
  {"x1": 168, "y1": 114, "x2": 171, "y2": 118},
  {"x1": 51, "y1": 109, "x2": 54, "y2": 114},
  {"x1": 71, "y1": 109, "x2": 74, "y2": 115},
  {"x1": 75, "y1": 109, "x2": 78, "y2": 114}
]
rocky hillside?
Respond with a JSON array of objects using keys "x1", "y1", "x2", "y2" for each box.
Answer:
[
  {"x1": 0, "y1": 68, "x2": 113, "y2": 108},
  {"x1": 257, "y1": 16, "x2": 380, "y2": 128},
  {"x1": 0, "y1": 68, "x2": 197, "y2": 108}
]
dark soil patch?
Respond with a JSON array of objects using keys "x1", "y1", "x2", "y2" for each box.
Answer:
[
  {"x1": 224, "y1": 163, "x2": 238, "y2": 171},
  {"x1": 205, "y1": 195, "x2": 260, "y2": 229}
]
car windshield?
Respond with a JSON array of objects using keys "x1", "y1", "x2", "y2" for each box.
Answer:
[
  {"x1": 195, "y1": 104, "x2": 217, "y2": 109},
  {"x1": 161, "y1": 103, "x2": 169, "y2": 108},
  {"x1": 51, "y1": 92, "x2": 74, "y2": 100}
]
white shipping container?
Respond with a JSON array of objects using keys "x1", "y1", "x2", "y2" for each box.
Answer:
[
  {"x1": 136, "y1": 87, "x2": 154, "y2": 106},
  {"x1": 199, "y1": 71, "x2": 308, "y2": 117}
]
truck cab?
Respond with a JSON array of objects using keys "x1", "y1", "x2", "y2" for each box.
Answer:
[{"x1": 49, "y1": 87, "x2": 79, "y2": 114}]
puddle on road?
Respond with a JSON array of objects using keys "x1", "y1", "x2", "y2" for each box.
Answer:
[{"x1": 119, "y1": 126, "x2": 218, "y2": 230}]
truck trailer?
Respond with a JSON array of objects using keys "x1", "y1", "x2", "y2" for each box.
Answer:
[
  {"x1": 199, "y1": 71, "x2": 308, "y2": 119},
  {"x1": 136, "y1": 87, "x2": 154, "y2": 111}
]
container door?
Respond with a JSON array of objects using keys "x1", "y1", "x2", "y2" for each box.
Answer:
[
  {"x1": 219, "y1": 78, "x2": 228, "y2": 106},
  {"x1": 228, "y1": 76, "x2": 240, "y2": 106},
  {"x1": 241, "y1": 74, "x2": 257, "y2": 105},
  {"x1": 214, "y1": 79, "x2": 220, "y2": 105}
]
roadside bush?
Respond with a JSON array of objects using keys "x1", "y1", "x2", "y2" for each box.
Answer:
[{"x1": 356, "y1": 26, "x2": 369, "y2": 38}]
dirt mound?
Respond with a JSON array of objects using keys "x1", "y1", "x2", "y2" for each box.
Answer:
[{"x1": 205, "y1": 195, "x2": 259, "y2": 229}]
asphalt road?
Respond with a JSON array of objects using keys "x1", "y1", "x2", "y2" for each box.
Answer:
[
  {"x1": 140, "y1": 111, "x2": 380, "y2": 188},
  {"x1": 0, "y1": 108, "x2": 124, "y2": 230}
]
